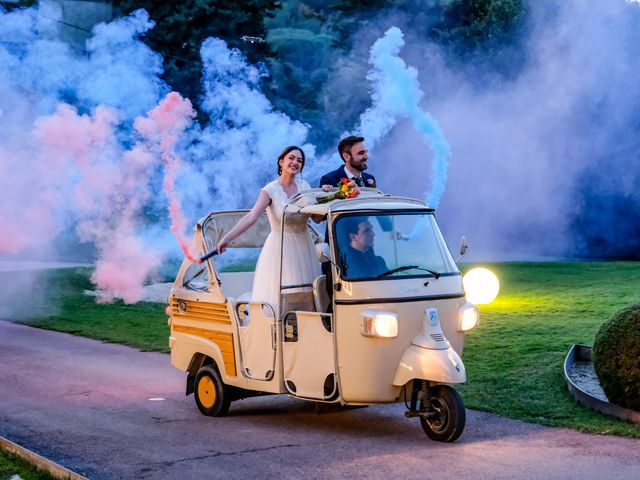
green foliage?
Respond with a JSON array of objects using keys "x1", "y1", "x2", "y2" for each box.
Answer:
[
  {"x1": 268, "y1": 29, "x2": 336, "y2": 72},
  {"x1": 103, "y1": 1, "x2": 528, "y2": 145},
  {"x1": 429, "y1": 0, "x2": 527, "y2": 76},
  {"x1": 433, "y1": 0, "x2": 525, "y2": 52},
  {"x1": 1, "y1": 0, "x2": 38, "y2": 10},
  {"x1": 331, "y1": 0, "x2": 391, "y2": 10},
  {"x1": 593, "y1": 303, "x2": 640, "y2": 411},
  {"x1": 111, "y1": 0, "x2": 281, "y2": 105},
  {"x1": 262, "y1": 1, "x2": 344, "y2": 146},
  {"x1": 266, "y1": 26, "x2": 339, "y2": 143},
  {"x1": 327, "y1": 0, "x2": 395, "y2": 46},
  {"x1": 0, "y1": 448, "x2": 55, "y2": 480},
  {"x1": 264, "y1": 0, "x2": 528, "y2": 146}
]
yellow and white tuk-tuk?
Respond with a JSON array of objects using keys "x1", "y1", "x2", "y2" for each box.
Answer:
[{"x1": 167, "y1": 189, "x2": 479, "y2": 442}]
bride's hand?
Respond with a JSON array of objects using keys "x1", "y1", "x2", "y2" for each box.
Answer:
[
  {"x1": 216, "y1": 239, "x2": 228, "y2": 254},
  {"x1": 321, "y1": 184, "x2": 334, "y2": 192},
  {"x1": 311, "y1": 214, "x2": 326, "y2": 224}
]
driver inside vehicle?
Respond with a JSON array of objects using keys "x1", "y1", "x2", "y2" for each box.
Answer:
[{"x1": 340, "y1": 217, "x2": 388, "y2": 279}]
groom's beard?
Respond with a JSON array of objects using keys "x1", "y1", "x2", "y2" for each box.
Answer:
[{"x1": 348, "y1": 156, "x2": 368, "y2": 172}]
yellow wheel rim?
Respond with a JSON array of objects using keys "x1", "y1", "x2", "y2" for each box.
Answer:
[{"x1": 197, "y1": 375, "x2": 216, "y2": 409}]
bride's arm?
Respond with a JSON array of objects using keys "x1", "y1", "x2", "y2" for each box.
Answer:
[{"x1": 216, "y1": 191, "x2": 271, "y2": 253}]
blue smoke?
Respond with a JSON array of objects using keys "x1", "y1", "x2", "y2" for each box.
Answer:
[{"x1": 357, "y1": 27, "x2": 451, "y2": 209}]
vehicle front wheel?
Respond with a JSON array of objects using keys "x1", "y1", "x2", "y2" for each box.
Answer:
[
  {"x1": 419, "y1": 385, "x2": 466, "y2": 442},
  {"x1": 194, "y1": 365, "x2": 231, "y2": 417}
]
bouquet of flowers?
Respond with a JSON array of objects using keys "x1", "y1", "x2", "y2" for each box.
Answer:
[{"x1": 317, "y1": 178, "x2": 361, "y2": 204}]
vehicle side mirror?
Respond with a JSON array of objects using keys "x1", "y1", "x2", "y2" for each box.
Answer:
[
  {"x1": 460, "y1": 236, "x2": 469, "y2": 256},
  {"x1": 315, "y1": 243, "x2": 331, "y2": 263},
  {"x1": 457, "y1": 236, "x2": 470, "y2": 264}
]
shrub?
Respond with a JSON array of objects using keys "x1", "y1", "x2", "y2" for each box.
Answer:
[{"x1": 593, "y1": 303, "x2": 640, "y2": 411}]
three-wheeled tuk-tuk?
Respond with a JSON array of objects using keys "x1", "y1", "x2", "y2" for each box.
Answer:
[{"x1": 168, "y1": 189, "x2": 479, "y2": 442}]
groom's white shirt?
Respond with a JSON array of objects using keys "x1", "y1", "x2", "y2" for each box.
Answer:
[{"x1": 343, "y1": 164, "x2": 363, "y2": 181}]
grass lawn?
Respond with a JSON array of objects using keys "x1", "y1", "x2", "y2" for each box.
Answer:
[
  {"x1": 458, "y1": 261, "x2": 640, "y2": 437},
  {"x1": 1, "y1": 262, "x2": 639, "y2": 437},
  {"x1": 1, "y1": 268, "x2": 168, "y2": 352},
  {"x1": 0, "y1": 449, "x2": 55, "y2": 480}
]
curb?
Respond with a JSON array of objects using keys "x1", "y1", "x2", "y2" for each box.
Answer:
[
  {"x1": 564, "y1": 344, "x2": 640, "y2": 425},
  {"x1": 0, "y1": 436, "x2": 88, "y2": 480}
]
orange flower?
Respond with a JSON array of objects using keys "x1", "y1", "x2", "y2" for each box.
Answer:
[
  {"x1": 317, "y1": 179, "x2": 361, "y2": 204},
  {"x1": 346, "y1": 186, "x2": 361, "y2": 199}
]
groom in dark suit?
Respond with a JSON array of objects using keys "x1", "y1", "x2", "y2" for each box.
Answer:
[
  {"x1": 319, "y1": 135, "x2": 378, "y2": 190},
  {"x1": 318, "y1": 135, "x2": 379, "y2": 311}
]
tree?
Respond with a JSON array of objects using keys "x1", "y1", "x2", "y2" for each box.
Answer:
[
  {"x1": 0, "y1": 0, "x2": 38, "y2": 10},
  {"x1": 112, "y1": 0, "x2": 281, "y2": 106},
  {"x1": 433, "y1": 0, "x2": 525, "y2": 50}
]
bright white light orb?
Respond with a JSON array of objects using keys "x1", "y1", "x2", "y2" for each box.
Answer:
[{"x1": 463, "y1": 268, "x2": 500, "y2": 305}]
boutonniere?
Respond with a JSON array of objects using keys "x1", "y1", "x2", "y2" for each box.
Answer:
[{"x1": 366, "y1": 178, "x2": 376, "y2": 188}]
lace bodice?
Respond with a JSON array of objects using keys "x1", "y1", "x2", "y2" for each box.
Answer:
[{"x1": 262, "y1": 178, "x2": 311, "y2": 233}]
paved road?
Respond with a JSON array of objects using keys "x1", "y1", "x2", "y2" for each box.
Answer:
[{"x1": 1, "y1": 320, "x2": 639, "y2": 480}]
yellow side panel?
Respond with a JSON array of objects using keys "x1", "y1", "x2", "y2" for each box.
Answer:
[
  {"x1": 173, "y1": 325, "x2": 236, "y2": 377},
  {"x1": 171, "y1": 300, "x2": 231, "y2": 325}
]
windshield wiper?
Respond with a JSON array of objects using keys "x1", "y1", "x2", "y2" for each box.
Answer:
[{"x1": 377, "y1": 265, "x2": 441, "y2": 279}]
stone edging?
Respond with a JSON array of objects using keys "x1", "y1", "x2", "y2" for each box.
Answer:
[
  {"x1": 564, "y1": 344, "x2": 640, "y2": 425},
  {"x1": 0, "y1": 436, "x2": 88, "y2": 480}
]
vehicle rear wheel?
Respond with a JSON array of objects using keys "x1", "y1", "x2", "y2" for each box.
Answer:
[
  {"x1": 419, "y1": 385, "x2": 466, "y2": 442},
  {"x1": 194, "y1": 365, "x2": 231, "y2": 417}
]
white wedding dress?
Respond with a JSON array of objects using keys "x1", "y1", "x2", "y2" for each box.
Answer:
[{"x1": 251, "y1": 178, "x2": 320, "y2": 313}]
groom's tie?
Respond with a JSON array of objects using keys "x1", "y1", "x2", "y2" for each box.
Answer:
[{"x1": 352, "y1": 176, "x2": 364, "y2": 187}]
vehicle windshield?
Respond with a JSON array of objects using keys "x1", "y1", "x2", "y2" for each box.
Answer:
[{"x1": 333, "y1": 212, "x2": 458, "y2": 281}]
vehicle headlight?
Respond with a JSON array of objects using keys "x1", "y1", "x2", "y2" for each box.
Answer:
[
  {"x1": 361, "y1": 310, "x2": 398, "y2": 338},
  {"x1": 458, "y1": 302, "x2": 479, "y2": 332},
  {"x1": 463, "y1": 267, "x2": 500, "y2": 304}
]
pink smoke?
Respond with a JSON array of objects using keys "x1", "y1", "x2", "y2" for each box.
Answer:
[
  {"x1": 0, "y1": 118, "x2": 71, "y2": 253},
  {"x1": 84, "y1": 146, "x2": 160, "y2": 304},
  {"x1": 1, "y1": 93, "x2": 197, "y2": 303},
  {"x1": 0, "y1": 104, "x2": 112, "y2": 255},
  {"x1": 0, "y1": 145, "x2": 33, "y2": 252},
  {"x1": 34, "y1": 104, "x2": 120, "y2": 213},
  {"x1": 135, "y1": 92, "x2": 199, "y2": 263},
  {"x1": 0, "y1": 219, "x2": 30, "y2": 253},
  {"x1": 91, "y1": 228, "x2": 158, "y2": 304},
  {"x1": 26, "y1": 102, "x2": 162, "y2": 304}
]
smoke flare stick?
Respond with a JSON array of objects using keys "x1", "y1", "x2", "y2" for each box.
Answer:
[{"x1": 199, "y1": 250, "x2": 219, "y2": 263}]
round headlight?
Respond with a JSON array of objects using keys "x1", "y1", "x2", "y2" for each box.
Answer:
[
  {"x1": 458, "y1": 304, "x2": 479, "y2": 331},
  {"x1": 463, "y1": 267, "x2": 500, "y2": 304}
]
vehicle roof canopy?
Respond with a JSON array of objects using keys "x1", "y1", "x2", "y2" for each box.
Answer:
[
  {"x1": 293, "y1": 188, "x2": 431, "y2": 215},
  {"x1": 198, "y1": 210, "x2": 270, "y2": 250}
]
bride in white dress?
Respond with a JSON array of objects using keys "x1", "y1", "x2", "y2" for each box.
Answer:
[{"x1": 216, "y1": 146, "x2": 320, "y2": 314}]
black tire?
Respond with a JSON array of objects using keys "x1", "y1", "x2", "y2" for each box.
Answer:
[
  {"x1": 194, "y1": 365, "x2": 231, "y2": 417},
  {"x1": 419, "y1": 385, "x2": 466, "y2": 442}
]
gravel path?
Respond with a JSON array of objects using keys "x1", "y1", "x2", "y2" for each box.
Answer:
[{"x1": 1, "y1": 320, "x2": 639, "y2": 480}]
